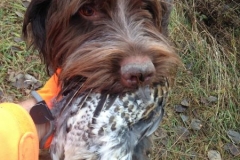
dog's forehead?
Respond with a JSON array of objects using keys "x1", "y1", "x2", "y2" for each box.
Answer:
[
  {"x1": 90, "y1": 0, "x2": 155, "y2": 5},
  {"x1": 100, "y1": 0, "x2": 149, "y2": 10},
  {"x1": 69, "y1": 0, "x2": 160, "y2": 10}
]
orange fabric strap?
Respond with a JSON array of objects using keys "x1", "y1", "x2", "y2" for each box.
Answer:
[
  {"x1": 33, "y1": 69, "x2": 61, "y2": 148},
  {"x1": 36, "y1": 69, "x2": 61, "y2": 109}
]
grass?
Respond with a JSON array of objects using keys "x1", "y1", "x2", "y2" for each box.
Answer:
[
  {"x1": 0, "y1": 0, "x2": 239, "y2": 159},
  {"x1": 152, "y1": 0, "x2": 240, "y2": 159},
  {"x1": 0, "y1": 0, "x2": 47, "y2": 102}
]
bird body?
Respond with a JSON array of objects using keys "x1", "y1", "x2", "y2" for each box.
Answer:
[
  {"x1": 50, "y1": 81, "x2": 169, "y2": 160},
  {"x1": 22, "y1": 0, "x2": 180, "y2": 159}
]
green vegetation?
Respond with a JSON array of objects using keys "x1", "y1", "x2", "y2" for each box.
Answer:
[
  {"x1": 153, "y1": 0, "x2": 240, "y2": 159},
  {"x1": 0, "y1": 0, "x2": 239, "y2": 159},
  {"x1": 0, "y1": 0, "x2": 47, "y2": 101}
]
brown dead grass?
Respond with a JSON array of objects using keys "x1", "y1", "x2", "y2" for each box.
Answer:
[
  {"x1": 152, "y1": 0, "x2": 240, "y2": 159},
  {"x1": 0, "y1": 0, "x2": 239, "y2": 159}
]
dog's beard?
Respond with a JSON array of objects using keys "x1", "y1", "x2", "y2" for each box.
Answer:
[
  {"x1": 23, "y1": 0, "x2": 181, "y2": 159},
  {"x1": 23, "y1": 0, "x2": 180, "y2": 94},
  {"x1": 58, "y1": 40, "x2": 178, "y2": 94}
]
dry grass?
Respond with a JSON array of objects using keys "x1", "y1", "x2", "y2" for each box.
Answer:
[
  {"x1": 0, "y1": 0, "x2": 239, "y2": 159},
  {"x1": 152, "y1": 0, "x2": 240, "y2": 159},
  {"x1": 0, "y1": 0, "x2": 47, "y2": 102}
]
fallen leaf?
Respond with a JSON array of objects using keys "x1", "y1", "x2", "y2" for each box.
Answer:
[
  {"x1": 15, "y1": 11, "x2": 24, "y2": 18},
  {"x1": 180, "y1": 114, "x2": 189, "y2": 122},
  {"x1": 208, "y1": 150, "x2": 222, "y2": 160},
  {"x1": 175, "y1": 126, "x2": 190, "y2": 139},
  {"x1": 207, "y1": 96, "x2": 218, "y2": 103},
  {"x1": 24, "y1": 74, "x2": 38, "y2": 84},
  {"x1": 22, "y1": 1, "x2": 30, "y2": 8},
  {"x1": 10, "y1": 73, "x2": 42, "y2": 89},
  {"x1": 175, "y1": 105, "x2": 187, "y2": 113},
  {"x1": 190, "y1": 119, "x2": 202, "y2": 130},
  {"x1": 11, "y1": 73, "x2": 28, "y2": 89},
  {"x1": 181, "y1": 98, "x2": 190, "y2": 107},
  {"x1": 224, "y1": 143, "x2": 240, "y2": 156},
  {"x1": 227, "y1": 130, "x2": 240, "y2": 144}
]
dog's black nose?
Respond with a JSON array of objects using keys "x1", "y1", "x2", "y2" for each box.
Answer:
[{"x1": 120, "y1": 56, "x2": 155, "y2": 88}]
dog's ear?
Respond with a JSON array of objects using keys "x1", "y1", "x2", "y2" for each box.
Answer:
[
  {"x1": 159, "y1": 0, "x2": 173, "y2": 36},
  {"x1": 22, "y1": 0, "x2": 52, "y2": 54}
]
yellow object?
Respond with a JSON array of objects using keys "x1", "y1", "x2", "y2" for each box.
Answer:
[{"x1": 0, "y1": 103, "x2": 39, "y2": 160}]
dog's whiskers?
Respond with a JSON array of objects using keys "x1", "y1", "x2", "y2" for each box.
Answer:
[{"x1": 22, "y1": 0, "x2": 181, "y2": 159}]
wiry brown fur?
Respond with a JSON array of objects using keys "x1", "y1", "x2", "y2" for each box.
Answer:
[{"x1": 23, "y1": 0, "x2": 181, "y2": 94}]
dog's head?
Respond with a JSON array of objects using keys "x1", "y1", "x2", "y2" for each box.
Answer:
[{"x1": 23, "y1": 0, "x2": 180, "y2": 94}]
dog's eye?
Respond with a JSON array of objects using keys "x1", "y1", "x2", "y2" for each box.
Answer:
[{"x1": 79, "y1": 5, "x2": 95, "y2": 16}]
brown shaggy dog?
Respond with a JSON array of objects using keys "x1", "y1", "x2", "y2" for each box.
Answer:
[{"x1": 23, "y1": 0, "x2": 181, "y2": 159}]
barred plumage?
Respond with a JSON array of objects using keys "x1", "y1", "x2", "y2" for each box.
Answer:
[
  {"x1": 51, "y1": 81, "x2": 169, "y2": 160},
  {"x1": 23, "y1": 0, "x2": 181, "y2": 159}
]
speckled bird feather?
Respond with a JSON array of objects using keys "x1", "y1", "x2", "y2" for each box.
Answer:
[{"x1": 50, "y1": 80, "x2": 169, "y2": 160}]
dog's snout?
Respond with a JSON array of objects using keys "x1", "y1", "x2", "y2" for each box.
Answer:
[{"x1": 120, "y1": 56, "x2": 155, "y2": 88}]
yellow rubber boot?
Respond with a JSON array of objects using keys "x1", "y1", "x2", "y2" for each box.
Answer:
[{"x1": 0, "y1": 103, "x2": 39, "y2": 160}]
